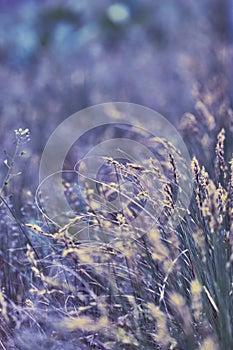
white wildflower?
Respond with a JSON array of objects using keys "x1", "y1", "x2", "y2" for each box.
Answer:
[{"x1": 14, "y1": 128, "x2": 30, "y2": 142}]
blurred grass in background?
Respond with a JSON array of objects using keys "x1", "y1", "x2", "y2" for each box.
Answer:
[
  {"x1": 0, "y1": 0, "x2": 231, "y2": 191},
  {"x1": 0, "y1": 0, "x2": 230, "y2": 127}
]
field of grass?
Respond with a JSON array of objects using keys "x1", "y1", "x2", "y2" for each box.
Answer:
[
  {"x1": 0, "y1": 87, "x2": 232, "y2": 349},
  {"x1": 0, "y1": 1, "x2": 232, "y2": 349}
]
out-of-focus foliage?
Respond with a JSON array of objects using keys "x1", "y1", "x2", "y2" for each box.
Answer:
[{"x1": 0, "y1": 0, "x2": 230, "y2": 197}]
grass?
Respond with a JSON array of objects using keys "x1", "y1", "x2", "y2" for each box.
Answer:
[{"x1": 0, "y1": 93, "x2": 233, "y2": 349}]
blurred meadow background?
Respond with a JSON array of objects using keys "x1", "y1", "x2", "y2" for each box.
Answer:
[
  {"x1": 0, "y1": 1, "x2": 233, "y2": 349},
  {"x1": 0, "y1": 0, "x2": 231, "y2": 154}
]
